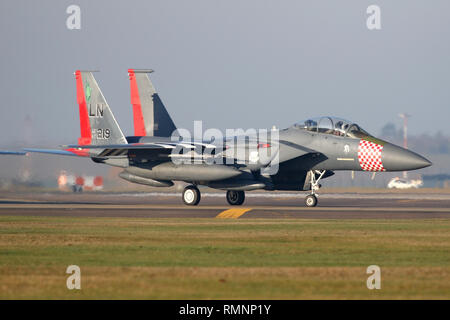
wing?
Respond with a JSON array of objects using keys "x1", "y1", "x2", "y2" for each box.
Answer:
[
  {"x1": 62, "y1": 141, "x2": 221, "y2": 159},
  {"x1": 27, "y1": 139, "x2": 320, "y2": 170},
  {"x1": 64, "y1": 139, "x2": 320, "y2": 166},
  {"x1": 25, "y1": 140, "x2": 221, "y2": 162},
  {"x1": 63, "y1": 142, "x2": 217, "y2": 150}
]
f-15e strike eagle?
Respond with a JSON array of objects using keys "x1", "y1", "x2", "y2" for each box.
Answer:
[{"x1": 25, "y1": 70, "x2": 431, "y2": 207}]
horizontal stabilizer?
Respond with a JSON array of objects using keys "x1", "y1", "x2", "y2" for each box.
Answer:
[
  {"x1": 24, "y1": 148, "x2": 90, "y2": 157},
  {"x1": 129, "y1": 69, "x2": 154, "y2": 74},
  {"x1": 0, "y1": 150, "x2": 27, "y2": 155}
]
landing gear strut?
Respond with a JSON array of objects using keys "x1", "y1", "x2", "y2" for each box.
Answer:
[
  {"x1": 305, "y1": 170, "x2": 326, "y2": 207},
  {"x1": 226, "y1": 190, "x2": 245, "y2": 205},
  {"x1": 182, "y1": 185, "x2": 201, "y2": 205}
]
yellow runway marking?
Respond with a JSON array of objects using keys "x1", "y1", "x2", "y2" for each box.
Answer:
[{"x1": 216, "y1": 208, "x2": 252, "y2": 219}]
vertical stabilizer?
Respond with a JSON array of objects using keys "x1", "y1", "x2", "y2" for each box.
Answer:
[
  {"x1": 75, "y1": 70, "x2": 127, "y2": 146},
  {"x1": 128, "y1": 69, "x2": 177, "y2": 137}
]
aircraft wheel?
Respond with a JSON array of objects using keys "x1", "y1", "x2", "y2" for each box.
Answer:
[
  {"x1": 182, "y1": 185, "x2": 201, "y2": 205},
  {"x1": 305, "y1": 194, "x2": 318, "y2": 207},
  {"x1": 226, "y1": 190, "x2": 245, "y2": 205}
]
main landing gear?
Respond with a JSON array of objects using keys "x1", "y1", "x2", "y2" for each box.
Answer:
[
  {"x1": 305, "y1": 170, "x2": 326, "y2": 207},
  {"x1": 226, "y1": 190, "x2": 245, "y2": 205},
  {"x1": 182, "y1": 185, "x2": 201, "y2": 205},
  {"x1": 182, "y1": 185, "x2": 246, "y2": 206}
]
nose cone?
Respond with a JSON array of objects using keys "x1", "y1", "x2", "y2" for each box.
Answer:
[{"x1": 382, "y1": 143, "x2": 432, "y2": 171}]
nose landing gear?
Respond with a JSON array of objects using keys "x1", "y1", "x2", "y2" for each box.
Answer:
[
  {"x1": 305, "y1": 194, "x2": 317, "y2": 207},
  {"x1": 305, "y1": 170, "x2": 326, "y2": 207}
]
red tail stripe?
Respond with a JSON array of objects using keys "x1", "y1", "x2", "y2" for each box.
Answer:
[
  {"x1": 75, "y1": 70, "x2": 92, "y2": 146},
  {"x1": 128, "y1": 69, "x2": 146, "y2": 136}
]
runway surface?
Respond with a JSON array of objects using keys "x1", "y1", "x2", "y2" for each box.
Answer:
[{"x1": 0, "y1": 192, "x2": 449, "y2": 219}]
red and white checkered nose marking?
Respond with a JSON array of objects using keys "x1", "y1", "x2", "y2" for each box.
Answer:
[{"x1": 358, "y1": 140, "x2": 386, "y2": 172}]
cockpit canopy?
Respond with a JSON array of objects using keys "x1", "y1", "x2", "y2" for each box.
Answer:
[{"x1": 293, "y1": 116, "x2": 370, "y2": 139}]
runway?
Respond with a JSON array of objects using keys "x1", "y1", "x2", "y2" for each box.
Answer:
[{"x1": 0, "y1": 192, "x2": 449, "y2": 219}]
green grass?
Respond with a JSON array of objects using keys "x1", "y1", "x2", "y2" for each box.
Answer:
[{"x1": 0, "y1": 216, "x2": 449, "y2": 299}]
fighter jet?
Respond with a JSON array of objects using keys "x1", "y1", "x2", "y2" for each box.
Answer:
[{"x1": 25, "y1": 70, "x2": 431, "y2": 207}]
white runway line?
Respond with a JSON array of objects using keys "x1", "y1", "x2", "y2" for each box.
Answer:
[{"x1": 100, "y1": 192, "x2": 450, "y2": 201}]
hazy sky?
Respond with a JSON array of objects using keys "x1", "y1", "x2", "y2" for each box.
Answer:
[{"x1": 1, "y1": 0, "x2": 449, "y2": 146}]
